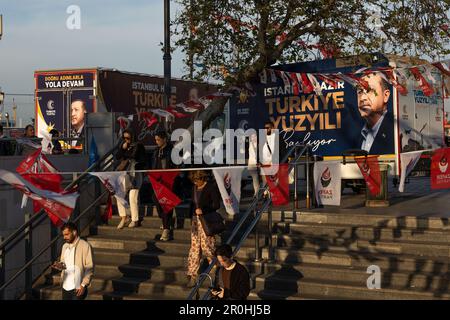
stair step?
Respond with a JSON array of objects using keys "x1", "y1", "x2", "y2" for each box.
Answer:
[
  {"x1": 272, "y1": 210, "x2": 450, "y2": 230},
  {"x1": 274, "y1": 234, "x2": 450, "y2": 257},
  {"x1": 254, "y1": 274, "x2": 450, "y2": 300},
  {"x1": 261, "y1": 247, "x2": 450, "y2": 273},
  {"x1": 261, "y1": 261, "x2": 450, "y2": 291},
  {"x1": 275, "y1": 222, "x2": 450, "y2": 243}
]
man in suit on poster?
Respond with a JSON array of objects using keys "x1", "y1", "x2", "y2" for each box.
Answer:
[{"x1": 357, "y1": 72, "x2": 394, "y2": 155}]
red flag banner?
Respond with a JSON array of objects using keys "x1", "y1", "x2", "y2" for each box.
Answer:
[
  {"x1": 262, "y1": 164, "x2": 289, "y2": 206},
  {"x1": 16, "y1": 148, "x2": 41, "y2": 174},
  {"x1": 431, "y1": 147, "x2": 450, "y2": 190},
  {"x1": 355, "y1": 156, "x2": 382, "y2": 196},
  {"x1": 410, "y1": 67, "x2": 434, "y2": 97},
  {"x1": 103, "y1": 194, "x2": 113, "y2": 222},
  {"x1": 0, "y1": 169, "x2": 78, "y2": 224},
  {"x1": 148, "y1": 171, "x2": 181, "y2": 213}
]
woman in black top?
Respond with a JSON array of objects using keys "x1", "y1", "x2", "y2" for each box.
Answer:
[
  {"x1": 115, "y1": 129, "x2": 146, "y2": 229},
  {"x1": 186, "y1": 170, "x2": 221, "y2": 288},
  {"x1": 152, "y1": 131, "x2": 175, "y2": 241}
]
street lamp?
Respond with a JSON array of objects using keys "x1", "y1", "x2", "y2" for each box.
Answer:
[
  {"x1": 4, "y1": 112, "x2": 9, "y2": 128},
  {"x1": 163, "y1": 0, "x2": 171, "y2": 131}
]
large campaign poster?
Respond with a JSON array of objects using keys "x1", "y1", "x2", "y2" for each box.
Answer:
[
  {"x1": 398, "y1": 69, "x2": 445, "y2": 152},
  {"x1": 35, "y1": 70, "x2": 96, "y2": 148},
  {"x1": 229, "y1": 56, "x2": 395, "y2": 157},
  {"x1": 98, "y1": 70, "x2": 217, "y2": 144}
]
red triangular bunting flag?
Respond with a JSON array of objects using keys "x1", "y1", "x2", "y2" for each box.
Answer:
[{"x1": 355, "y1": 156, "x2": 381, "y2": 196}]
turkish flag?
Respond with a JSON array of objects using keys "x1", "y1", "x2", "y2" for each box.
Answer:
[
  {"x1": 148, "y1": 171, "x2": 181, "y2": 213},
  {"x1": 262, "y1": 164, "x2": 289, "y2": 206},
  {"x1": 0, "y1": 170, "x2": 78, "y2": 225},
  {"x1": 102, "y1": 194, "x2": 113, "y2": 222},
  {"x1": 16, "y1": 148, "x2": 66, "y2": 225},
  {"x1": 355, "y1": 156, "x2": 381, "y2": 196},
  {"x1": 431, "y1": 147, "x2": 450, "y2": 190}
]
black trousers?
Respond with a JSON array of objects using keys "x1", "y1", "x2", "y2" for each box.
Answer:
[
  {"x1": 150, "y1": 187, "x2": 174, "y2": 229},
  {"x1": 62, "y1": 288, "x2": 88, "y2": 300}
]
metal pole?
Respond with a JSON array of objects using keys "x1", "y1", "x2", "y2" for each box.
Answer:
[
  {"x1": 267, "y1": 204, "x2": 273, "y2": 263},
  {"x1": 163, "y1": 0, "x2": 172, "y2": 120},
  {"x1": 306, "y1": 147, "x2": 311, "y2": 210},
  {"x1": 0, "y1": 236, "x2": 5, "y2": 300},
  {"x1": 294, "y1": 146, "x2": 298, "y2": 210},
  {"x1": 24, "y1": 213, "x2": 32, "y2": 300},
  {"x1": 254, "y1": 209, "x2": 261, "y2": 262}
]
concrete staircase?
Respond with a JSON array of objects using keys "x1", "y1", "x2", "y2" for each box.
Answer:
[{"x1": 33, "y1": 203, "x2": 450, "y2": 300}]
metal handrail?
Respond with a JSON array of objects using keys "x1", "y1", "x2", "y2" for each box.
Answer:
[
  {"x1": 187, "y1": 143, "x2": 311, "y2": 300},
  {"x1": 0, "y1": 189, "x2": 109, "y2": 295},
  {"x1": 0, "y1": 139, "x2": 120, "y2": 253}
]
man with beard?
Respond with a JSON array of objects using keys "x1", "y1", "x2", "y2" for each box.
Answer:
[
  {"x1": 52, "y1": 222, "x2": 94, "y2": 300},
  {"x1": 357, "y1": 72, "x2": 394, "y2": 155}
]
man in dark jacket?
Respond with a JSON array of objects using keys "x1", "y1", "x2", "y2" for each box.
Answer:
[
  {"x1": 211, "y1": 244, "x2": 250, "y2": 300},
  {"x1": 0, "y1": 125, "x2": 13, "y2": 156}
]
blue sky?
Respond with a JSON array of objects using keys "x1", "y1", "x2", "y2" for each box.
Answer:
[{"x1": 0, "y1": 0, "x2": 185, "y2": 121}]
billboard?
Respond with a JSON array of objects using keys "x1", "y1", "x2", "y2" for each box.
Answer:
[
  {"x1": 398, "y1": 69, "x2": 445, "y2": 152},
  {"x1": 229, "y1": 57, "x2": 395, "y2": 157},
  {"x1": 98, "y1": 70, "x2": 217, "y2": 143},
  {"x1": 35, "y1": 70, "x2": 96, "y2": 149}
]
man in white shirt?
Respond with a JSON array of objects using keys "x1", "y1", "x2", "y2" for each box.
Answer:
[{"x1": 52, "y1": 222, "x2": 94, "y2": 300}]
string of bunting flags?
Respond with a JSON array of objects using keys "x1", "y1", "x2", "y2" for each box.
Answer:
[{"x1": 258, "y1": 61, "x2": 450, "y2": 98}]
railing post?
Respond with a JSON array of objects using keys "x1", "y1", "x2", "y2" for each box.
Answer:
[
  {"x1": 293, "y1": 146, "x2": 298, "y2": 210},
  {"x1": 0, "y1": 236, "x2": 5, "y2": 300},
  {"x1": 254, "y1": 209, "x2": 261, "y2": 262},
  {"x1": 51, "y1": 224, "x2": 59, "y2": 263},
  {"x1": 24, "y1": 213, "x2": 32, "y2": 300},
  {"x1": 306, "y1": 146, "x2": 311, "y2": 210},
  {"x1": 267, "y1": 204, "x2": 273, "y2": 263}
]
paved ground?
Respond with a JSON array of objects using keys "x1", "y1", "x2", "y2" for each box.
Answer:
[{"x1": 242, "y1": 176, "x2": 450, "y2": 218}]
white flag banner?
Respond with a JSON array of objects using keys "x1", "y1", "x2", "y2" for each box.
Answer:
[
  {"x1": 151, "y1": 108, "x2": 175, "y2": 120},
  {"x1": 399, "y1": 150, "x2": 429, "y2": 192},
  {"x1": 40, "y1": 130, "x2": 53, "y2": 154},
  {"x1": 313, "y1": 161, "x2": 341, "y2": 206},
  {"x1": 213, "y1": 168, "x2": 244, "y2": 215},
  {"x1": 0, "y1": 169, "x2": 78, "y2": 222},
  {"x1": 90, "y1": 172, "x2": 130, "y2": 208}
]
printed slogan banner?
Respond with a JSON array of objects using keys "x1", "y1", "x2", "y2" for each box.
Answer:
[
  {"x1": 213, "y1": 168, "x2": 244, "y2": 215},
  {"x1": 313, "y1": 161, "x2": 341, "y2": 206},
  {"x1": 35, "y1": 70, "x2": 96, "y2": 143},
  {"x1": 355, "y1": 156, "x2": 381, "y2": 196},
  {"x1": 431, "y1": 147, "x2": 450, "y2": 190},
  {"x1": 148, "y1": 172, "x2": 182, "y2": 214},
  {"x1": 229, "y1": 56, "x2": 396, "y2": 157}
]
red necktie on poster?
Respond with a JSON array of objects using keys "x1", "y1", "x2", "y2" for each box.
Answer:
[
  {"x1": 431, "y1": 147, "x2": 450, "y2": 190},
  {"x1": 148, "y1": 171, "x2": 181, "y2": 214},
  {"x1": 263, "y1": 164, "x2": 289, "y2": 206},
  {"x1": 355, "y1": 155, "x2": 382, "y2": 196}
]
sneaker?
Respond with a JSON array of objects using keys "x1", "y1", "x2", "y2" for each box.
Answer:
[
  {"x1": 186, "y1": 276, "x2": 198, "y2": 288},
  {"x1": 128, "y1": 221, "x2": 138, "y2": 228},
  {"x1": 117, "y1": 217, "x2": 128, "y2": 229},
  {"x1": 160, "y1": 229, "x2": 170, "y2": 241}
]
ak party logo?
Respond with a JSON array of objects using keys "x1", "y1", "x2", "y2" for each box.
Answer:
[
  {"x1": 439, "y1": 155, "x2": 448, "y2": 174},
  {"x1": 361, "y1": 162, "x2": 371, "y2": 175},
  {"x1": 320, "y1": 167, "x2": 331, "y2": 188}
]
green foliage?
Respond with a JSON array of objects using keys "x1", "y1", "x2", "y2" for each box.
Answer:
[{"x1": 174, "y1": 0, "x2": 450, "y2": 86}]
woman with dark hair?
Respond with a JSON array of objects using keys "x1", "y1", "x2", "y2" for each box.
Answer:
[
  {"x1": 186, "y1": 170, "x2": 221, "y2": 288},
  {"x1": 152, "y1": 130, "x2": 176, "y2": 240},
  {"x1": 115, "y1": 128, "x2": 146, "y2": 229}
]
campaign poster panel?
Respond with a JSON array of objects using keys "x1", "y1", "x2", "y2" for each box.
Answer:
[{"x1": 230, "y1": 60, "x2": 395, "y2": 157}]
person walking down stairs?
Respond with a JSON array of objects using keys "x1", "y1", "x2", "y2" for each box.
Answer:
[
  {"x1": 151, "y1": 130, "x2": 176, "y2": 241},
  {"x1": 186, "y1": 171, "x2": 221, "y2": 288},
  {"x1": 115, "y1": 129, "x2": 147, "y2": 229},
  {"x1": 51, "y1": 223, "x2": 94, "y2": 300}
]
